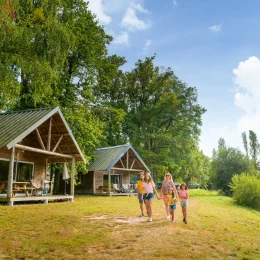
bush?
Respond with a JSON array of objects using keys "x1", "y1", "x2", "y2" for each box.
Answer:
[{"x1": 230, "y1": 173, "x2": 260, "y2": 210}]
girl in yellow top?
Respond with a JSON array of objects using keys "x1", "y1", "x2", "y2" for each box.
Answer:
[
  {"x1": 166, "y1": 188, "x2": 178, "y2": 222},
  {"x1": 136, "y1": 172, "x2": 145, "y2": 217}
]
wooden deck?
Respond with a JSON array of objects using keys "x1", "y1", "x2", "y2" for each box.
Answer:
[
  {"x1": 94, "y1": 192, "x2": 138, "y2": 196},
  {"x1": 0, "y1": 194, "x2": 73, "y2": 206}
]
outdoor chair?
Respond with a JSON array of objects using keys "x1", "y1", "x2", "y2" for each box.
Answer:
[
  {"x1": 121, "y1": 184, "x2": 130, "y2": 193},
  {"x1": 31, "y1": 180, "x2": 50, "y2": 196},
  {"x1": 112, "y1": 183, "x2": 121, "y2": 193}
]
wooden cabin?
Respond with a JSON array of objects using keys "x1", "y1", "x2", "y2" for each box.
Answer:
[
  {"x1": 0, "y1": 107, "x2": 86, "y2": 205},
  {"x1": 75, "y1": 144, "x2": 150, "y2": 196}
]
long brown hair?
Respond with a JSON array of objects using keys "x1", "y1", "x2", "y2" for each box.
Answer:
[
  {"x1": 180, "y1": 183, "x2": 188, "y2": 190},
  {"x1": 143, "y1": 172, "x2": 152, "y2": 183}
]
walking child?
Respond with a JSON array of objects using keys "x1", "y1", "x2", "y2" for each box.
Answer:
[
  {"x1": 142, "y1": 172, "x2": 160, "y2": 222},
  {"x1": 167, "y1": 188, "x2": 178, "y2": 222},
  {"x1": 137, "y1": 171, "x2": 145, "y2": 217},
  {"x1": 178, "y1": 183, "x2": 189, "y2": 224}
]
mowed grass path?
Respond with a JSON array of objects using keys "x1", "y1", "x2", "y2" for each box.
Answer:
[{"x1": 0, "y1": 190, "x2": 259, "y2": 260}]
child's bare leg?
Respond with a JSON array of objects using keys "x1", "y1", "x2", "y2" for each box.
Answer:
[
  {"x1": 172, "y1": 210, "x2": 175, "y2": 222},
  {"x1": 140, "y1": 202, "x2": 144, "y2": 214},
  {"x1": 184, "y1": 206, "x2": 187, "y2": 219}
]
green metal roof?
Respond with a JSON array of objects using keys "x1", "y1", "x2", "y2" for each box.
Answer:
[
  {"x1": 0, "y1": 107, "x2": 86, "y2": 162},
  {"x1": 0, "y1": 107, "x2": 57, "y2": 148},
  {"x1": 88, "y1": 144, "x2": 150, "y2": 172}
]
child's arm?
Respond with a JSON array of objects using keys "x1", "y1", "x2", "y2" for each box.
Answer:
[
  {"x1": 152, "y1": 181, "x2": 160, "y2": 199},
  {"x1": 160, "y1": 181, "x2": 164, "y2": 197}
]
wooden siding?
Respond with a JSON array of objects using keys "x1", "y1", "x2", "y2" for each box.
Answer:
[
  {"x1": 0, "y1": 147, "x2": 46, "y2": 180},
  {"x1": 75, "y1": 172, "x2": 94, "y2": 194}
]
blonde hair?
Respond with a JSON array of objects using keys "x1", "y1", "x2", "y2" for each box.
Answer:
[{"x1": 164, "y1": 172, "x2": 173, "y2": 181}]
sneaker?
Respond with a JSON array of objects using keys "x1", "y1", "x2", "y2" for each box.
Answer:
[
  {"x1": 139, "y1": 214, "x2": 144, "y2": 217},
  {"x1": 148, "y1": 217, "x2": 152, "y2": 222},
  {"x1": 184, "y1": 219, "x2": 187, "y2": 224},
  {"x1": 172, "y1": 220, "x2": 175, "y2": 223},
  {"x1": 166, "y1": 215, "x2": 170, "y2": 219},
  {"x1": 183, "y1": 218, "x2": 185, "y2": 222}
]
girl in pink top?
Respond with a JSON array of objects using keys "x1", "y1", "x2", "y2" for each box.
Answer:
[
  {"x1": 142, "y1": 172, "x2": 160, "y2": 222},
  {"x1": 178, "y1": 183, "x2": 189, "y2": 224}
]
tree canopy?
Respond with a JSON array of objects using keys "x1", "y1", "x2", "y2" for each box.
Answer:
[{"x1": 0, "y1": 0, "x2": 208, "y2": 184}]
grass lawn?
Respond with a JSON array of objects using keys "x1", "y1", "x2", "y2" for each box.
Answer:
[{"x1": 0, "y1": 190, "x2": 259, "y2": 260}]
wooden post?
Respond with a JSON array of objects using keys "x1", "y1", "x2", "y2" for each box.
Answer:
[
  {"x1": 127, "y1": 150, "x2": 129, "y2": 168},
  {"x1": 7, "y1": 147, "x2": 15, "y2": 201},
  {"x1": 93, "y1": 171, "x2": 96, "y2": 194},
  {"x1": 108, "y1": 170, "x2": 111, "y2": 196},
  {"x1": 35, "y1": 128, "x2": 46, "y2": 150},
  {"x1": 52, "y1": 135, "x2": 63, "y2": 152},
  {"x1": 45, "y1": 158, "x2": 48, "y2": 180},
  {"x1": 70, "y1": 158, "x2": 75, "y2": 197},
  {"x1": 47, "y1": 118, "x2": 52, "y2": 151}
]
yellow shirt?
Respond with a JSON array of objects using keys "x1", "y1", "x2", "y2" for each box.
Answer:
[
  {"x1": 167, "y1": 194, "x2": 177, "y2": 205},
  {"x1": 137, "y1": 180, "x2": 143, "y2": 194}
]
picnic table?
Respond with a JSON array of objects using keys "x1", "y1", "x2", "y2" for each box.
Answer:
[
  {"x1": 0, "y1": 181, "x2": 35, "y2": 197},
  {"x1": 96, "y1": 185, "x2": 113, "y2": 193}
]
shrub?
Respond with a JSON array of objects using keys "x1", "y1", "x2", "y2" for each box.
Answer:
[{"x1": 230, "y1": 173, "x2": 260, "y2": 210}]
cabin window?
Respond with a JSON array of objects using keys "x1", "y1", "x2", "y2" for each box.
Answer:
[
  {"x1": 0, "y1": 159, "x2": 9, "y2": 181},
  {"x1": 0, "y1": 159, "x2": 34, "y2": 181},
  {"x1": 15, "y1": 162, "x2": 34, "y2": 181},
  {"x1": 103, "y1": 174, "x2": 121, "y2": 187}
]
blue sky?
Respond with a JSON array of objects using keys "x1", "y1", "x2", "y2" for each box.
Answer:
[{"x1": 87, "y1": 0, "x2": 260, "y2": 156}]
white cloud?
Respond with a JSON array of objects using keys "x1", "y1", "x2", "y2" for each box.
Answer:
[
  {"x1": 87, "y1": 0, "x2": 112, "y2": 25},
  {"x1": 173, "y1": 0, "x2": 178, "y2": 6},
  {"x1": 102, "y1": 0, "x2": 134, "y2": 14},
  {"x1": 121, "y1": 4, "x2": 150, "y2": 31},
  {"x1": 132, "y1": 3, "x2": 150, "y2": 14},
  {"x1": 113, "y1": 31, "x2": 129, "y2": 45},
  {"x1": 209, "y1": 23, "x2": 222, "y2": 33},
  {"x1": 143, "y1": 39, "x2": 153, "y2": 51},
  {"x1": 233, "y1": 56, "x2": 260, "y2": 135}
]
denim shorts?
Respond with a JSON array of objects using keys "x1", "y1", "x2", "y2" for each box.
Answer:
[
  {"x1": 169, "y1": 204, "x2": 176, "y2": 210},
  {"x1": 180, "y1": 201, "x2": 188, "y2": 207},
  {"x1": 143, "y1": 193, "x2": 154, "y2": 200}
]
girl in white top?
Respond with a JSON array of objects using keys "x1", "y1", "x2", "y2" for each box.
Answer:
[{"x1": 142, "y1": 172, "x2": 160, "y2": 222}]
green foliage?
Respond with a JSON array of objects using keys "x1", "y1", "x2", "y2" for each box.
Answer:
[
  {"x1": 0, "y1": 1, "x2": 209, "y2": 188},
  {"x1": 210, "y1": 139, "x2": 248, "y2": 194},
  {"x1": 230, "y1": 173, "x2": 260, "y2": 210},
  {"x1": 122, "y1": 56, "x2": 206, "y2": 180},
  {"x1": 248, "y1": 130, "x2": 259, "y2": 169}
]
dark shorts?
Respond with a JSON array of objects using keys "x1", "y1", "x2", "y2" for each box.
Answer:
[
  {"x1": 143, "y1": 193, "x2": 154, "y2": 201},
  {"x1": 138, "y1": 193, "x2": 144, "y2": 203},
  {"x1": 169, "y1": 204, "x2": 176, "y2": 210}
]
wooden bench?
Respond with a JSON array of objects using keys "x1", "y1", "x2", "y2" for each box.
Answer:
[
  {"x1": 96, "y1": 186, "x2": 113, "y2": 193},
  {"x1": 12, "y1": 187, "x2": 35, "y2": 197},
  {"x1": 0, "y1": 181, "x2": 35, "y2": 197}
]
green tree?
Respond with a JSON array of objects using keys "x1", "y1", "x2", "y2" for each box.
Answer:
[
  {"x1": 180, "y1": 147, "x2": 211, "y2": 188},
  {"x1": 122, "y1": 56, "x2": 206, "y2": 179},
  {"x1": 242, "y1": 131, "x2": 249, "y2": 161},
  {"x1": 211, "y1": 139, "x2": 248, "y2": 194},
  {"x1": 0, "y1": 0, "x2": 120, "y2": 156},
  {"x1": 249, "y1": 130, "x2": 259, "y2": 169}
]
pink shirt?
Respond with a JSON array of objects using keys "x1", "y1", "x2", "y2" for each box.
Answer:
[
  {"x1": 178, "y1": 189, "x2": 188, "y2": 201},
  {"x1": 142, "y1": 182, "x2": 154, "y2": 193}
]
